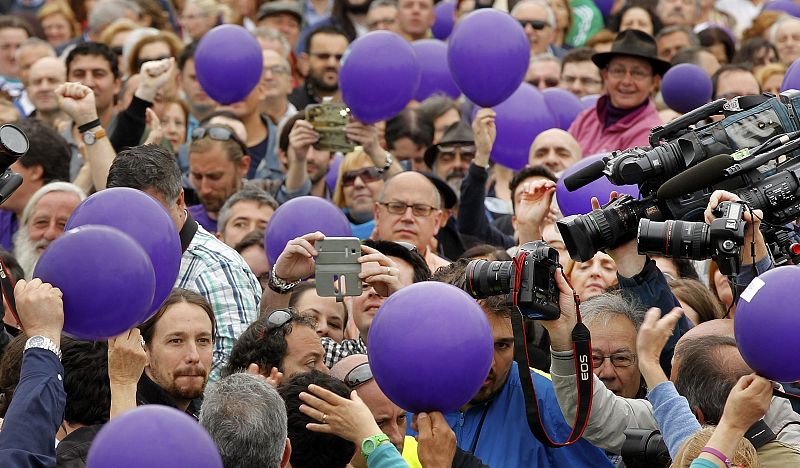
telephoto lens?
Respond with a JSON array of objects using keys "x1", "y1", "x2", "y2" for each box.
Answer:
[
  {"x1": 637, "y1": 219, "x2": 712, "y2": 259},
  {"x1": 464, "y1": 259, "x2": 513, "y2": 299}
]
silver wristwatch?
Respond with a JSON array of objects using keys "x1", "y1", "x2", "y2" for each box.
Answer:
[
  {"x1": 25, "y1": 335, "x2": 62, "y2": 359},
  {"x1": 376, "y1": 152, "x2": 393, "y2": 174},
  {"x1": 268, "y1": 262, "x2": 301, "y2": 294}
]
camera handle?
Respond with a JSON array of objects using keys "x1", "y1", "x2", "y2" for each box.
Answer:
[{"x1": 510, "y1": 251, "x2": 593, "y2": 447}]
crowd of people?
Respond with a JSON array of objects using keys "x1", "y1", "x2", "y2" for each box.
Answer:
[{"x1": 0, "y1": 0, "x2": 797, "y2": 466}]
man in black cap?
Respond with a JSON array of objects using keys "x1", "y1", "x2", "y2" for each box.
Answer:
[
  {"x1": 568, "y1": 29, "x2": 670, "y2": 155},
  {"x1": 257, "y1": 1, "x2": 304, "y2": 51},
  {"x1": 424, "y1": 121, "x2": 474, "y2": 196}
]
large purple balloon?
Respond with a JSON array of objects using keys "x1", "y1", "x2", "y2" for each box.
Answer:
[
  {"x1": 491, "y1": 83, "x2": 557, "y2": 170},
  {"x1": 87, "y1": 405, "x2": 222, "y2": 468},
  {"x1": 735, "y1": 266, "x2": 800, "y2": 381},
  {"x1": 340, "y1": 31, "x2": 420, "y2": 123},
  {"x1": 661, "y1": 63, "x2": 712, "y2": 113},
  {"x1": 542, "y1": 88, "x2": 583, "y2": 130},
  {"x1": 556, "y1": 154, "x2": 639, "y2": 216},
  {"x1": 368, "y1": 282, "x2": 493, "y2": 413},
  {"x1": 595, "y1": 0, "x2": 614, "y2": 17},
  {"x1": 66, "y1": 188, "x2": 181, "y2": 320},
  {"x1": 33, "y1": 225, "x2": 155, "y2": 340},
  {"x1": 581, "y1": 94, "x2": 600, "y2": 109},
  {"x1": 765, "y1": 0, "x2": 800, "y2": 17},
  {"x1": 264, "y1": 196, "x2": 353, "y2": 265},
  {"x1": 431, "y1": 0, "x2": 456, "y2": 39},
  {"x1": 412, "y1": 40, "x2": 461, "y2": 101},
  {"x1": 781, "y1": 59, "x2": 800, "y2": 92},
  {"x1": 448, "y1": 9, "x2": 530, "y2": 107},
  {"x1": 195, "y1": 25, "x2": 263, "y2": 105}
]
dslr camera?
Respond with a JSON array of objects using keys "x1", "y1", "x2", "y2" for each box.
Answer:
[{"x1": 464, "y1": 241, "x2": 561, "y2": 320}]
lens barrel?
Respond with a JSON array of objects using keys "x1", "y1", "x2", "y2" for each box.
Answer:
[
  {"x1": 465, "y1": 259, "x2": 513, "y2": 298},
  {"x1": 637, "y1": 219, "x2": 712, "y2": 259}
]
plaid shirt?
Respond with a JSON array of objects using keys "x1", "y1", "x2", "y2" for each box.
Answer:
[
  {"x1": 176, "y1": 225, "x2": 261, "y2": 382},
  {"x1": 322, "y1": 336, "x2": 367, "y2": 368}
]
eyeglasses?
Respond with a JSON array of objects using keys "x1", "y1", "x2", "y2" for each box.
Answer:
[
  {"x1": 264, "y1": 64, "x2": 290, "y2": 75},
  {"x1": 310, "y1": 52, "x2": 344, "y2": 62},
  {"x1": 529, "y1": 76, "x2": 560, "y2": 88},
  {"x1": 342, "y1": 166, "x2": 381, "y2": 187},
  {"x1": 518, "y1": 19, "x2": 548, "y2": 30},
  {"x1": 592, "y1": 352, "x2": 636, "y2": 368},
  {"x1": 561, "y1": 75, "x2": 602, "y2": 86},
  {"x1": 192, "y1": 126, "x2": 248, "y2": 155},
  {"x1": 258, "y1": 308, "x2": 294, "y2": 339},
  {"x1": 367, "y1": 18, "x2": 396, "y2": 29},
  {"x1": 379, "y1": 201, "x2": 438, "y2": 217},
  {"x1": 437, "y1": 144, "x2": 476, "y2": 163},
  {"x1": 136, "y1": 55, "x2": 173, "y2": 70},
  {"x1": 606, "y1": 66, "x2": 652, "y2": 81},
  {"x1": 344, "y1": 362, "x2": 374, "y2": 388}
]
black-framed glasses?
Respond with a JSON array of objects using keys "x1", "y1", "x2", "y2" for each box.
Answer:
[
  {"x1": 342, "y1": 166, "x2": 381, "y2": 186},
  {"x1": 529, "y1": 76, "x2": 560, "y2": 88},
  {"x1": 310, "y1": 52, "x2": 344, "y2": 62},
  {"x1": 264, "y1": 64, "x2": 290, "y2": 75},
  {"x1": 592, "y1": 352, "x2": 636, "y2": 368},
  {"x1": 344, "y1": 362, "x2": 374, "y2": 388},
  {"x1": 379, "y1": 201, "x2": 438, "y2": 217},
  {"x1": 518, "y1": 19, "x2": 548, "y2": 30},
  {"x1": 192, "y1": 125, "x2": 248, "y2": 155}
]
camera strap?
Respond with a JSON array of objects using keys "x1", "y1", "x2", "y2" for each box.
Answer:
[
  {"x1": 0, "y1": 256, "x2": 18, "y2": 328},
  {"x1": 510, "y1": 251, "x2": 593, "y2": 447}
]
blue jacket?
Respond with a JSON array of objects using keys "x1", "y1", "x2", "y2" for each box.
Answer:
[{"x1": 442, "y1": 363, "x2": 613, "y2": 468}]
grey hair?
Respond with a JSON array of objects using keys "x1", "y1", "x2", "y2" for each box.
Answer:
[
  {"x1": 16, "y1": 38, "x2": 54, "y2": 60},
  {"x1": 200, "y1": 373, "x2": 288, "y2": 468},
  {"x1": 531, "y1": 52, "x2": 561, "y2": 65},
  {"x1": 510, "y1": 0, "x2": 556, "y2": 28},
  {"x1": 580, "y1": 292, "x2": 646, "y2": 331},
  {"x1": 88, "y1": 0, "x2": 142, "y2": 36},
  {"x1": 217, "y1": 185, "x2": 279, "y2": 234},
  {"x1": 769, "y1": 14, "x2": 800, "y2": 45},
  {"x1": 656, "y1": 25, "x2": 700, "y2": 46},
  {"x1": 20, "y1": 182, "x2": 87, "y2": 227},
  {"x1": 369, "y1": 0, "x2": 398, "y2": 12},
  {"x1": 253, "y1": 26, "x2": 291, "y2": 59}
]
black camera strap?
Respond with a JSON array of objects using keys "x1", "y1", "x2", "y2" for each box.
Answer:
[
  {"x1": 509, "y1": 251, "x2": 593, "y2": 447},
  {"x1": 0, "y1": 255, "x2": 18, "y2": 329}
]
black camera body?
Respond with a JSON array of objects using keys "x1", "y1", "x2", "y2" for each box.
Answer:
[
  {"x1": 637, "y1": 201, "x2": 746, "y2": 276},
  {"x1": 465, "y1": 241, "x2": 561, "y2": 320}
]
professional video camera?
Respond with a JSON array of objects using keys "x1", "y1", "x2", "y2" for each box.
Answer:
[
  {"x1": 464, "y1": 241, "x2": 561, "y2": 320},
  {"x1": 557, "y1": 91, "x2": 800, "y2": 264}
]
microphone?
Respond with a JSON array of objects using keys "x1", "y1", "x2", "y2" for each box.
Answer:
[
  {"x1": 564, "y1": 159, "x2": 607, "y2": 191},
  {"x1": 656, "y1": 154, "x2": 734, "y2": 200}
]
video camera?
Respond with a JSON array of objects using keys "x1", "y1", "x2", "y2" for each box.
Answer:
[{"x1": 557, "y1": 91, "x2": 800, "y2": 265}]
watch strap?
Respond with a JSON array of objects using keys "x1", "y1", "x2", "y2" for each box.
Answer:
[
  {"x1": 267, "y1": 262, "x2": 301, "y2": 294},
  {"x1": 376, "y1": 152, "x2": 393, "y2": 174},
  {"x1": 25, "y1": 335, "x2": 62, "y2": 359},
  {"x1": 360, "y1": 433, "x2": 390, "y2": 459},
  {"x1": 78, "y1": 118, "x2": 101, "y2": 133}
]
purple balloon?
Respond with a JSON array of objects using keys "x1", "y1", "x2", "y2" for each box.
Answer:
[
  {"x1": 33, "y1": 225, "x2": 155, "y2": 340},
  {"x1": 340, "y1": 31, "x2": 420, "y2": 124},
  {"x1": 368, "y1": 282, "x2": 493, "y2": 413},
  {"x1": 87, "y1": 405, "x2": 222, "y2": 468},
  {"x1": 781, "y1": 59, "x2": 800, "y2": 92},
  {"x1": 556, "y1": 154, "x2": 639, "y2": 216},
  {"x1": 412, "y1": 40, "x2": 461, "y2": 101},
  {"x1": 542, "y1": 88, "x2": 583, "y2": 130},
  {"x1": 594, "y1": 0, "x2": 614, "y2": 17},
  {"x1": 661, "y1": 63, "x2": 713, "y2": 113},
  {"x1": 735, "y1": 266, "x2": 800, "y2": 381},
  {"x1": 432, "y1": 0, "x2": 456, "y2": 39},
  {"x1": 448, "y1": 9, "x2": 530, "y2": 107},
  {"x1": 325, "y1": 153, "x2": 344, "y2": 193},
  {"x1": 491, "y1": 83, "x2": 557, "y2": 170},
  {"x1": 195, "y1": 25, "x2": 263, "y2": 105},
  {"x1": 66, "y1": 188, "x2": 181, "y2": 320},
  {"x1": 581, "y1": 94, "x2": 600, "y2": 109},
  {"x1": 765, "y1": 0, "x2": 800, "y2": 17},
  {"x1": 264, "y1": 196, "x2": 353, "y2": 265}
]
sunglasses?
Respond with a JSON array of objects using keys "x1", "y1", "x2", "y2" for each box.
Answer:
[
  {"x1": 344, "y1": 362, "x2": 374, "y2": 388},
  {"x1": 192, "y1": 126, "x2": 249, "y2": 155},
  {"x1": 530, "y1": 76, "x2": 560, "y2": 88},
  {"x1": 257, "y1": 308, "x2": 294, "y2": 339},
  {"x1": 518, "y1": 19, "x2": 548, "y2": 30},
  {"x1": 342, "y1": 166, "x2": 381, "y2": 186}
]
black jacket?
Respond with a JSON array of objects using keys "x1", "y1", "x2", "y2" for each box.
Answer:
[{"x1": 55, "y1": 425, "x2": 103, "y2": 468}]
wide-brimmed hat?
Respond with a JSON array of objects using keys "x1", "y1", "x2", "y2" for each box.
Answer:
[
  {"x1": 423, "y1": 121, "x2": 474, "y2": 169},
  {"x1": 592, "y1": 29, "x2": 671, "y2": 77}
]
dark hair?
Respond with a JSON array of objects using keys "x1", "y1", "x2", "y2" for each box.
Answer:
[
  {"x1": 671, "y1": 46, "x2": 711, "y2": 67},
  {"x1": 233, "y1": 228, "x2": 265, "y2": 254},
  {"x1": 0, "y1": 250, "x2": 24, "y2": 284},
  {"x1": 278, "y1": 371, "x2": 356, "y2": 468},
  {"x1": 304, "y1": 25, "x2": 349, "y2": 55},
  {"x1": 0, "y1": 16, "x2": 32, "y2": 36},
  {"x1": 362, "y1": 239, "x2": 431, "y2": 283},
  {"x1": 177, "y1": 40, "x2": 198, "y2": 72},
  {"x1": 416, "y1": 95, "x2": 460, "y2": 128},
  {"x1": 289, "y1": 280, "x2": 349, "y2": 327},
  {"x1": 66, "y1": 41, "x2": 120, "y2": 79},
  {"x1": 669, "y1": 278, "x2": 725, "y2": 324},
  {"x1": 509, "y1": 165, "x2": 558, "y2": 212},
  {"x1": 561, "y1": 46, "x2": 597, "y2": 70},
  {"x1": 14, "y1": 119, "x2": 71, "y2": 184},
  {"x1": 673, "y1": 335, "x2": 748, "y2": 425},
  {"x1": 711, "y1": 64, "x2": 759, "y2": 98},
  {"x1": 222, "y1": 310, "x2": 316, "y2": 377},
  {"x1": 279, "y1": 111, "x2": 305, "y2": 153},
  {"x1": 607, "y1": 4, "x2": 662, "y2": 35},
  {"x1": 0, "y1": 334, "x2": 26, "y2": 417},
  {"x1": 61, "y1": 337, "x2": 110, "y2": 425},
  {"x1": 733, "y1": 37, "x2": 778, "y2": 66},
  {"x1": 107, "y1": 144, "x2": 183, "y2": 203},
  {"x1": 140, "y1": 289, "x2": 217, "y2": 345},
  {"x1": 698, "y1": 27, "x2": 735, "y2": 64},
  {"x1": 385, "y1": 108, "x2": 433, "y2": 150},
  {"x1": 459, "y1": 244, "x2": 513, "y2": 261}
]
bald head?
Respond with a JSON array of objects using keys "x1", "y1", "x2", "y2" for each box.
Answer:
[
  {"x1": 671, "y1": 319, "x2": 740, "y2": 380},
  {"x1": 528, "y1": 129, "x2": 582, "y2": 174},
  {"x1": 28, "y1": 57, "x2": 66, "y2": 113},
  {"x1": 374, "y1": 172, "x2": 443, "y2": 252},
  {"x1": 380, "y1": 171, "x2": 441, "y2": 208}
]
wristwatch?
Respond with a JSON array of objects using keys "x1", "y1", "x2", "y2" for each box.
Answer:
[
  {"x1": 24, "y1": 335, "x2": 62, "y2": 359},
  {"x1": 376, "y1": 152, "x2": 394, "y2": 175},
  {"x1": 361, "y1": 434, "x2": 390, "y2": 460},
  {"x1": 267, "y1": 262, "x2": 301, "y2": 294},
  {"x1": 82, "y1": 126, "x2": 107, "y2": 146}
]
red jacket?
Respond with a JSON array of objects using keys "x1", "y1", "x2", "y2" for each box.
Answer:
[{"x1": 568, "y1": 95, "x2": 662, "y2": 155}]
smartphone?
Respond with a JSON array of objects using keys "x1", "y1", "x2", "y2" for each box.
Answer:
[
  {"x1": 306, "y1": 102, "x2": 356, "y2": 153},
  {"x1": 314, "y1": 237, "x2": 362, "y2": 301}
]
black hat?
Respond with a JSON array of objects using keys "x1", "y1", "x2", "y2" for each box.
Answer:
[
  {"x1": 592, "y1": 29, "x2": 671, "y2": 77},
  {"x1": 418, "y1": 172, "x2": 458, "y2": 210},
  {"x1": 423, "y1": 121, "x2": 474, "y2": 169},
  {"x1": 257, "y1": 1, "x2": 303, "y2": 24}
]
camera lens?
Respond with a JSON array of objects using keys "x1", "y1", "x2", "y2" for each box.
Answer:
[
  {"x1": 637, "y1": 219, "x2": 712, "y2": 259},
  {"x1": 0, "y1": 125, "x2": 28, "y2": 156},
  {"x1": 465, "y1": 259, "x2": 513, "y2": 298},
  {"x1": 557, "y1": 215, "x2": 604, "y2": 262}
]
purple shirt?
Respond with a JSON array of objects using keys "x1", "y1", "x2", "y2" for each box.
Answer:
[
  {"x1": 187, "y1": 204, "x2": 217, "y2": 234},
  {"x1": 0, "y1": 209, "x2": 18, "y2": 252}
]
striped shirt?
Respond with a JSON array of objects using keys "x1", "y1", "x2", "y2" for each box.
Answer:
[{"x1": 176, "y1": 225, "x2": 261, "y2": 382}]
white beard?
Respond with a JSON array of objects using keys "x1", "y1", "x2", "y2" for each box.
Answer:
[{"x1": 13, "y1": 225, "x2": 51, "y2": 280}]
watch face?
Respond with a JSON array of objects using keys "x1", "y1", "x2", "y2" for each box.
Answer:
[
  {"x1": 29, "y1": 336, "x2": 45, "y2": 346},
  {"x1": 83, "y1": 132, "x2": 96, "y2": 145},
  {"x1": 363, "y1": 439, "x2": 377, "y2": 454}
]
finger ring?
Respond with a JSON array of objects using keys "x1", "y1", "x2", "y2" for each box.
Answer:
[
  {"x1": 386, "y1": 266, "x2": 391, "y2": 274},
  {"x1": 322, "y1": 413, "x2": 328, "y2": 423}
]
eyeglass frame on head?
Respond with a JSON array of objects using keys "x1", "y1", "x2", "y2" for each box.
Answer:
[
  {"x1": 191, "y1": 125, "x2": 249, "y2": 155},
  {"x1": 344, "y1": 362, "x2": 374, "y2": 388}
]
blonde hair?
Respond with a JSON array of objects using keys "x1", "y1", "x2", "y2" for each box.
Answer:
[
  {"x1": 755, "y1": 62, "x2": 787, "y2": 87},
  {"x1": 332, "y1": 150, "x2": 376, "y2": 208},
  {"x1": 183, "y1": 0, "x2": 234, "y2": 24},
  {"x1": 127, "y1": 31, "x2": 184, "y2": 74},
  {"x1": 37, "y1": 1, "x2": 81, "y2": 39},
  {"x1": 670, "y1": 427, "x2": 761, "y2": 468},
  {"x1": 99, "y1": 18, "x2": 140, "y2": 46}
]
